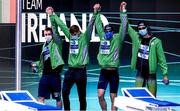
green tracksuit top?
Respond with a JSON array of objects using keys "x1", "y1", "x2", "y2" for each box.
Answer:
[
  {"x1": 36, "y1": 37, "x2": 64, "y2": 74},
  {"x1": 126, "y1": 15, "x2": 168, "y2": 75},
  {"x1": 50, "y1": 12, "x2": 97, "y2": 67},
  {"x1": 95, "y1": 12, "x2": 127, "y2": 68}
]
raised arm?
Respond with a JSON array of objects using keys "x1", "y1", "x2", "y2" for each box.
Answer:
[
  {"x1": 83, "y1": 4, "x2": 100, "y2": 41},
  {"x1": 49, "y1": 14, "x2": 63, "y2": 45},
  {"x1": 95, "y1": 5, "x2": 105, "y2": 40},
  {"x1": 119, "y1": 2, "x2": 127, "y2": 42},
  {"x1": 128, "y1": 23, "x2": 139, "y2": 44},
  {"x1": 120, "y1": 2, "x2": 139, "y2": 43},
  {"x1": 46, "y1": 7, "x2": 71, "y2": 40}
]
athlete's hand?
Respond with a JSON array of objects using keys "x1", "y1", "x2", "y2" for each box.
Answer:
[
  {"x1": 94, "y1": 3, "x2": 101, "y2": 13},
  {"x1": 46, "y1": 6, "x2": 54, "y2": 15},
  {"x1": 120, "y1": 1, "x2": 127, "y2": 12},
  {"x1": 31, "y1": 62, "x2": 38, "y2": 73},
  {"x1": 162, "y1": 75, "x2": 169, "y2": 85},
  {"x1": 31, "y1": 63, "x2": 37, "y2": 67}
]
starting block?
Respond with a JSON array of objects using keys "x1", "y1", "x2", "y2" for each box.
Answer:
[
  {"x1": 0, "y1": 90, "x2": 61, "y2": 111},
  {"x1": 114, "y1": 87, "x2": 180, "y2": 111}
]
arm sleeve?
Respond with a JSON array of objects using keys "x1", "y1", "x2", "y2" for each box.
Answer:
[
  {"x1": 95, "y1": 13, "x2": 105, "y2": 40},
  {"x1": 124, "y1": 11, "x2": 139, "y2": 43},
  {"x1": 119, "y1": 12, "x2": 127, "y2": 42},
  {"x1": 33, "y1": 60, "x2": 41, "y2": 74},
  {"x1": 127, "y1": 24, "x2": 139, "y2": 44},
  {"x1": 50, "y1": 13, "x2": 70, "y2": 40},
  {"x1": 156, "y1": 40, "x2": 168, "y2": 76},
  {"x1": 34, "y1": 61, "x2": 40, "y2": 66},
  {"x1": 83, "y1": 12, "x2": 98, "y2": 42},
  {"x1": 51, "y1": 22, "x2": 63, "y2": 45}
]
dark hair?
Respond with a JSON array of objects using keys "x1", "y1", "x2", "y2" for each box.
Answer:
[
  {"x1": 104, "y1": 24, "x2": 113, "y2": 32},
  {"x1": 69, "y1": 25, "x2": 80, "y2": 34},
  {"x1": 137, "y1": 21, "x2": 148, "y2": 28},
  {"x1": 137, "y1": 21, "x2": 152, "y2": 36},
  {"x1": 44, "y1": 27, "x2": 53, "y2": 33}
]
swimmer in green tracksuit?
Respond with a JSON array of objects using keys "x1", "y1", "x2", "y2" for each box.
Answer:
[
  {"x1": 123, "y1": 2, "x2": 169, "y2": 97},
  {"x1": 46, "y1": 4, "x2": 100, "y2": 110},
  {"x1": 95, "y1": 2, "x2": 127, "y2": 111}
]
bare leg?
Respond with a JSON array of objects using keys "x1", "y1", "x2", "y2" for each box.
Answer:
[
  {"x1": 135, "y1": 76, "x2": 145, "y2": 87},
  {"x1": 56, "y1": 100, "x2": 63, "y2": 108},
  {"x1": 110, "y1": 93, "x2": 117, "y2": 111},
  {"x1": 147, "y1": 76, "x2": 157, "y2": 97},
  {"x1": 38, "y1": 97, "x2": 45, "y2": 103},
  {"x1": 98, "y1": 89, "x2": 107, "y2": 111}
]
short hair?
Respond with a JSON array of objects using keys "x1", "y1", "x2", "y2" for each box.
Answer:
[
  {"x1": 44, "y1": 27, "x2": 53, "y2": 34},
  {"x1": 69, "y1": 25, "x2": 80, "y2": 34},
  {"x1": 104, "y1": 24, "x2": 113, "y2": 32},
  {"x1": 137, "y1": 21, "x2": 148, "y2": 28}
]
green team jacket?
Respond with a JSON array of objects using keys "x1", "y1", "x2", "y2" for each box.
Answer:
[
  {"x1": 95, "y1": 12, "x2": 127, "y2": 68},
  {"x1": 50, "y1": 12, "x2": 97, "y2": 67},
  {"x1": 36, "y1": 35, "x2": 64, "y2": 74},
  {"x1": 126, "y1": 14, "x2": 168, "y2": 75}
]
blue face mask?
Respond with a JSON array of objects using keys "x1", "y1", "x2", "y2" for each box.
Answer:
[
  {"x1": 105, "y1": 32, "x2": 113, "y2": 40},
  {"x1": 138, "y1": 28, "x2": 148, "y2": 37}
]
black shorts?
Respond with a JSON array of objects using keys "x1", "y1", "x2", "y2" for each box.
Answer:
[
  {"x1": 38, "y1": 74, "x2": 61, "y2": 100},
  {"x1": 98, "y1": 69, "x2": 119, "y2": 93}
]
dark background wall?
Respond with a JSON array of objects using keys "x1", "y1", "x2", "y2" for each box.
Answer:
[
  {"x1": 0, "y1": 24, "x2": 15, "y2": 89},
  {"x1": 22, "y1": 0, "x2": 180, "y2": 12}
]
